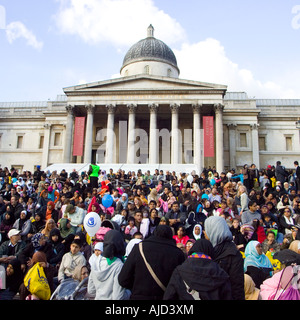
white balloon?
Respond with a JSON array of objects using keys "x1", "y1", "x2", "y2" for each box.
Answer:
[
  {"x1": 187, "y1": 175, "x2": 193, "y2": 184},
  {"x1": 83, "y1": 212, "x2": 101, "y2": 237}
]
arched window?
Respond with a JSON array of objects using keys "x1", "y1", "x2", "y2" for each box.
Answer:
[{"x1": 167, "y1": 68, "x2": 172, "y2": 77}]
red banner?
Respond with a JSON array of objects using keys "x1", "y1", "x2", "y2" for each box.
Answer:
[
  {"x1": 73, "y1": 117, "x2": 86, "y2": 156},
  {"x1": 203, "y1": 116, "x2": 214, "y2": 157}
]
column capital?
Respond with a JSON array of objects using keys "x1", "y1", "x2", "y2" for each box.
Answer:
[
  {"x1": 106, "y1": 104, "x2": 116, "y2": 114},
  {"x1": 127, "y1": 103, "x2": 137, "y2": 114},
  {"x1": 227, "y1": 123, "x2": 237, "y2": 129},
  {"x1": 148, "y1": 103, "x2": 159, "y2": 113},
  {"x1": 65, "y1": 105, "x2": 74, "y2": 115},
  {"x1": 170, "y1": 103, "x2": 180, "y2": 113},
  {"x1": 85, "y1": 104, "x2": 95, "y2": 114},
  {"x1": 191, "y1": 103, "x2": 202, "y2": 113},
  {"x1": 250, "y1": 123, "x2": 259, "y2": 130},
  {"x1": 214, "y1": 103, "x2": 224, "y2": 113},
  {"x1": 43, "y1": 123, "x2": 52, "y2": 129}
]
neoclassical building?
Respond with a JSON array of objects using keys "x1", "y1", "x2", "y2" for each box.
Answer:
[{"x1": 0, "y1": 25, "x2": 300, "y2": 174}]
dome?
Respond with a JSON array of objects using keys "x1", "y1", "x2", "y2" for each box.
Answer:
[{"x1": 120, "y1": 25, "x2": 180, "y2": 77}]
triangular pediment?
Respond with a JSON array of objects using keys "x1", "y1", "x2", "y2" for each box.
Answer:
[{"x1": 63, "y1": 74, "x2": 227, "y2": 95}]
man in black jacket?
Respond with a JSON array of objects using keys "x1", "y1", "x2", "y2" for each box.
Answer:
[
  {"x1": 275, "y1": 161, "x2": 289, "y2": 185},
  {"x1": 165, "y1": 201, "x2": 187, "y2": 233},
  {"x1": 118, "y1": 225, "x2": 185, "y2": 300}
]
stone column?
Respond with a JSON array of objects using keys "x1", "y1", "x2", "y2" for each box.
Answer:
[
  {"x1": 84, "y1": 104, "x2": 95, "y2": 164},
  {"x1": 192, "y1": 104, "x2": 202, "y2": 173},
  {"x1": 214, "y1": 103, "x2": 224, "y2": 173},
  {"x1": 170, "y1": 103, "x2": 181, "y2": 164},
  {"x1": 251, "y1": 123, "x2": 260, "y2": 169},
  {"x1": 127, "y1": 104, "x2": 137, "y2": 164},
  {"x1": 148, "y1": 103, "x2": 159, "y2": 164},
  {"x1": 42, "y1": 123, "x2": 51, "y2": 169},
  {"x1": 227, "y1": 123, "x2": 237, "y2": 170},
  {"x1": 63, "y1": 105, "x2": 74, "y2": 163},
  {"x1": 105, "y1": 104, "x2": 116, "y2": 164}
]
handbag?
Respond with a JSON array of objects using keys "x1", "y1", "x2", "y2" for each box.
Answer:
[
  {"x1": 24, "y1": 262, "x2": 51, "y2": 300},
  {"x1": 138, "y1": 242, "x2": 166, "y2": 291}
]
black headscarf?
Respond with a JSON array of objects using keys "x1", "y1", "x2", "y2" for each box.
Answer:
[
  {"x1": 102, "y1": 229, "x2": 125, "y2": 260},
  {"x1": 188, "y1": 239, "x2": 215, "y2": 259},
  {"x1": 153, "y1": 224, "x2": 173, "y2": 240},
  {"x1": 2, "y1": 211, "x2": 15, "y2": 226},
  {"x1": 6, "y1": 258, "x2": 24, "y2": 294},
  {"x1": 49, "y1": 228, "x2": 63, "y2": 244}
]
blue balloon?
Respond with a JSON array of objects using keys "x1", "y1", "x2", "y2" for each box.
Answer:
[
  {"x1": 210, "y1": 179, "x2": 216, "y2": 186},
  {"x1": 102, "y1": 194, "x2": 113, "y2": 208}
]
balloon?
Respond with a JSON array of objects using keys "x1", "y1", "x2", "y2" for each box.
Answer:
[
  {"x1": 210, "y1": 179, "x2": 216, "y2": 186},
  {"x1": 102, "y1": 194, "x2": 114, "y2": 208},
  {"x1": 83, "y1": 212, "x2": 101, "y2": 237},
  {"x1": 187, "y1": 175, "x2": 193, "y2": 184}
]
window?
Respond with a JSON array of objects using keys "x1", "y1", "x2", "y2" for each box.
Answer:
[
  {"x1": 17, "y1": 135, "x2": 23, "y2": 149},
  {"x1": 167, "y1": 68, "x2": 172, "y2": 77},
  {"x1": 39, "y1": 135, "x2": 44, "y2": 149},
  {"x1": 239, "y1": 133, "x2": 247, "y2": 148},
  {"x1": 144, "y1": 65, "x2": 150, "y2": 75},
  {"x1": 286, "y1": 136, "x2": 293, "y2": 151},
  {"x1": 259, "y1": 136, "x2": 266, "y2": 151},
  {"x1": 54, "y1": 132, "x2": 61, "y2": 146}
]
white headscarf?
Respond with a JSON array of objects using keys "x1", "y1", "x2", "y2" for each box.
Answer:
[
  {"x1": 125, "y1": 238, "x2": 142, "y2": 257},
  {"x1": 193, "y1": 224, "x2": 202, "y2": 240}
]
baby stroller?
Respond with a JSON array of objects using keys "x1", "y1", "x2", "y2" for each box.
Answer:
[{"x1": 50, "y1": 277, "x2": 91, "y2": 300}]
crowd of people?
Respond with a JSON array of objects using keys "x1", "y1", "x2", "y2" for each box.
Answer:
[{"x1": 0, "y1": 160, "x2": 300, "y2": 300}]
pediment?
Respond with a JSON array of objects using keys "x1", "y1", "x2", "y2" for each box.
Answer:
[{"x1": 63, "y1": 75, "x2": 227, "y2": 95}]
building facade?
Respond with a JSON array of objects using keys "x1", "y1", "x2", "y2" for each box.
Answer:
[{"x1": 0, "y1": 26, "x2": 300, "y2": 174}]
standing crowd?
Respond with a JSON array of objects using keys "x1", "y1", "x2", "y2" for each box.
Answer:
[{"x1": 0, "y1": 160, "x2": 300, "y2": 300}]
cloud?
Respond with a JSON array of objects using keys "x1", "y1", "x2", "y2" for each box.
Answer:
[
  {"x1": 53, "y1": 0, "x2": 298, "y2": 98},
  {"x1": 6, "y1": 21, "x2": 43, "y2": 50},
  {"x1": 53, "y1": 0, "x2": 186, "y2": 47},
  {"x1": 174, "y1": 39, "x2": 298, "y2": 99}
]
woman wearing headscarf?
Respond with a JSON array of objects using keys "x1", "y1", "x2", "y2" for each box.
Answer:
[
  {"x1": 190, "y1": 224, "x2": 202, "y2": 241},
  {"x1": 18, "y1": 232, "x2": 54, "y2": 272},
  {"x1": 12, "y1": 209, "x2": 31, "y2": 242},
  {"x1": 118, "y1": 225, "x2": 185, "y2": 300},
  {"x1": 87, "y1": 229, "x2": 131, "y2": 300},
  {"x1": 58, "y1": 218, "x2": 76, "y2": 253},
  {"x1": 45, "y1": 201, "x2": 59, "y2": 223},
  {"x1": 41, "y1": 218, "x2": 57, "y2": 239},
  {"x1": 0, "y1": 211, "x2": 15, "y2": 243},
  {"x1": 0, "y1": 258, "x2": 23, "y2": 300},
  {"x1": 186, "y1": 203, "x2": 207, "y2": 237},
  {"x1": 30, "y1": 212, "x2": 45, "y2": 235},
  {"x1": 48, "y1": 228, "x2": 65, "y2": 268},
  {"x1": 244, "y1": 240, "x2": 273, "y2": 288},
  {"x1": 244, "y1": 274, "x2": 260, "y2": 300},
  {"x1": 163, "y1": 239, "x2": 232, "y2": 300},
  {"x1": 204, "y1": 216, "x2": 245, "y2": 300},
  {"x1": 19, "y1": 251, "x2": 56, "y2": 300},
  {"x1": 233, "y1": 223, "x2": 257, "y2": 252}
]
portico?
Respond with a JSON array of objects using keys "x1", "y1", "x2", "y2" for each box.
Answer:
[{"x1": 62, "y1": 74, "x2": 226, "y2": 174}]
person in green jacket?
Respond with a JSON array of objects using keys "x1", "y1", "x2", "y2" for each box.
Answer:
[{"x1": 88, "y1": 162, "x2": 100, "y2": 189}]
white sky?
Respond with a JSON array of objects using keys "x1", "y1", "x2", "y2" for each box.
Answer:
[{"x1": 1, "y1": 0, "x2": 300, "y2": 101}]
